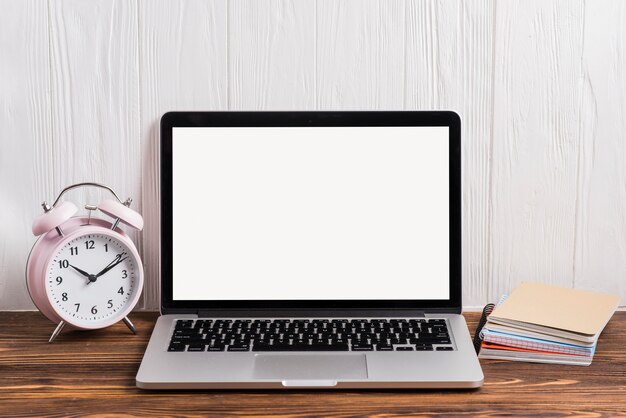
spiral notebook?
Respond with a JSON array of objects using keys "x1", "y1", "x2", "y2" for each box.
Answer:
[
  {"x1": 478, "y1": 342, "x2": 593, "y2": 366},
  {"x1": 487, "y1": 282, "x2": 620, "y2": 343},
  {"x1": 481, "y1": 329, "x2": 594, "y2": 356}
]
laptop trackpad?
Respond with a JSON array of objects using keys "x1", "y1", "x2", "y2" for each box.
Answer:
[{"x1": 253, "y1": 354, "x2": 368, "y2": 382}]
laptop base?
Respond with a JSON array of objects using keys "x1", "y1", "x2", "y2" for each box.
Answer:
[{"x1": 137, "y1": 313, "x2": 483, "y2": 389}]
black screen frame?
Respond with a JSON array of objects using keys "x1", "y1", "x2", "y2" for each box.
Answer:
[{"x1": 160, "y1": 111, "x2": 462, "y2": 315}]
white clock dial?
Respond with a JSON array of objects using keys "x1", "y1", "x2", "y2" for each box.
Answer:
[{"x1": 45, "y1": 233, "x2": 138, "y2": 325}]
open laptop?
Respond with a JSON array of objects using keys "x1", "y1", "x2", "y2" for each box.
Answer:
[{"x1": 136, "y1": 111, "x2": 484, "y2": 389}]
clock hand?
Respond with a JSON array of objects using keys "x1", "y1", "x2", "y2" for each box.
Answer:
[
  {"x1": 93, "y1": 252, "x2": 125, "y2": 278},
  {"x1": 69, "y1": 264, "x2": 91, "y2": 279},
  {"x1": 70, "y1": 263, "x2": 99, "y2": 286},
  {"x1": 94, "y1": 252, "x2": 128, "y2": 278},
  {"x1": 94, "y1": 257, "x2": 128, "y2": 280}
]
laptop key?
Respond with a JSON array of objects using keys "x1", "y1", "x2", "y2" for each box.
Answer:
[
  {"x1": 253, "y1": 343, "x2": 349, "y2": 352},
  {"x1": 351, "y1": 344, "x2": 373, "y2": 351},
  {"x1": 228, "y1": 344, "x2": 250, "y2": 352},
  {"x1": 168, "y1": 343, "x2": 186, "y2": 352},
  {"x1": 171, "y1": 334, "x2": 193, "y2": 341},
  {"x1": 251, "y1": 344, "x2": 281, "y2": 351},
  {"x1": 207, "y1": 345, "x2": 225, "y2": 352},
  {"x1": 187, "y1": 344, "x2": 206, "y2": 352},
  {"x1": 173, "y1": 329, "x2": 196, "y2": 336},
  {"x1": 415, "y1": 345, "x2": 434, "y2": 351},
  {"x1": 175, "y1": 320, "x2": 193, "y2": 329},
  {"x1": 396, "y1": 346, "x2": 414, "y2": 351},
  {"x1": 436, "y1": 346, "x2": 454, "y2": 351},
  {"x1": 376, "y1": 344, "x2": 394, "y2": 351}
]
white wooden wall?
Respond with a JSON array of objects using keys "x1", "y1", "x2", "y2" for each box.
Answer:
[{"x1": 1, "y1": 0, "x2": 625, "y2": 310}]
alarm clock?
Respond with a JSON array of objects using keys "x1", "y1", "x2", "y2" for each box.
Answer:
[{"x1": 26, "y1": 182, "x2": 144, "y2": 342}]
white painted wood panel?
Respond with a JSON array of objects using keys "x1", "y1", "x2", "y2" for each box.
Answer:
[
  {"x1": 138, "y1": 0, "x2": 228, "y2": 308},
  {"x1": 316, "y1": 0, "x2": 405, "y2": 109},
  {"x1": 405, "y1": 0, "x2": 494, "y2": 307},
  {"x1": 0, "y1": 0, "x2": 51, "y2": 309},
  {"x1": 229, "y1": 0, "x2": 315, "y2": 109},
  {"x1": 1, "y1": 0, "x2": 625, "y2": 310},
  {"x1": 574, "y1": 0, "x2": 626, "y2": 298},
  {"x1": 489, "y1": 0, "x2": 585, "y2": 301}
]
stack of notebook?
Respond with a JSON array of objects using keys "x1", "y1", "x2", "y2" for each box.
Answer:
[{"x1": 478, "y1": 282, "x2": 620, "y2": 366}]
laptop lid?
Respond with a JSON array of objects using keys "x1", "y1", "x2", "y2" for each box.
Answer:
[{"x1": 160, "y1": 111, "x2": 461, "y2": 315}]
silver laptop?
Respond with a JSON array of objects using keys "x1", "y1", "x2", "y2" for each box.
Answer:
[{"x1": 136, "y1": 111, "x2": 484, "y2": 389}]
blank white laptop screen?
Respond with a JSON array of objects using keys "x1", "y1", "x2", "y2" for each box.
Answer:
[{"x1": 172, "y1": 127, "x2": 449, "y2": 300}]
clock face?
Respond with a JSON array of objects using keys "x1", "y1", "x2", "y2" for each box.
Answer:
[{"x1": 45, "y1": 232, "x2": 139, "y2": 326}]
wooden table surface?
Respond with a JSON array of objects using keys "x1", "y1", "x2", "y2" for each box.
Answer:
[{"x1": 1, "y1": 311, "x2": 625, "y2": 417}]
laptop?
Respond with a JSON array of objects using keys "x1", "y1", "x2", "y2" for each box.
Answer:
[{"x1": 136, "y1": 111, "x2": 484, "y2": 389}]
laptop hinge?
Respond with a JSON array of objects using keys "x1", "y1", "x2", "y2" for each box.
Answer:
[{"x1": 195, "y1": 309, "x2": 427, "y2": 318}]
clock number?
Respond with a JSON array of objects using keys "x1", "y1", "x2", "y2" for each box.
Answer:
[
  {"x1": 56, "y1": 276, "x2": 63, "y2": 285},
  {"x1": 91, "y1": 305, "x2": 98, "y2": 314},
  {"x1": 61, "y1": 292, "x2": 68, "y2": 301},
  {"x1": 58, "y1": 259, "x2": 69, "y2": 269},
  {"x1": 104, "y1": 243, "x2": 108, "y2": 252},
  {"x1": 70, "y1": 246, "x2": 78, "y2": 256},
  {"x1": 118, "y1": 286, "x2": 124, "y2": 295},
  {"x1": 107, "y1": 299, "x2": 113, "y2": 309},
  {"x1": 74, "y1": 303, "x2": 80, "y2": 312},
  {"x1": 85, "y1": 240, "x2": 95, "y2": 250},
  {"x1": 122, "y1": 270, "x2": 128, "y2": 279}
]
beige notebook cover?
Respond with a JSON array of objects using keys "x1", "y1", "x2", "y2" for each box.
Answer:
[{"x1": 489, "y1": 282, "x2": 620, "y2": 336}]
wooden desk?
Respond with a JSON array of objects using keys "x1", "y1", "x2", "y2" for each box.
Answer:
[{"x1": 1, "y1": 312, "x2": 625, "y2": 416}]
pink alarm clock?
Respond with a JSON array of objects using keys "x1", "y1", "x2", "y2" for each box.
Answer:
[{"x1": 26, "y1": 182, "x2": 144, "y2": 342}]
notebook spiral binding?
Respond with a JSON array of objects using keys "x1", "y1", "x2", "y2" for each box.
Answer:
[{"x1": 473, "y1": 303, "x2": 495, "y2": 354}]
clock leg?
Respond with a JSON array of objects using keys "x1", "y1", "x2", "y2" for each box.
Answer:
[
  {"x1": 48, "y1": 321, "x2": 66, "y2": 343},
  {"x1": 122, "y1": 316, "x2": 137, "y2": 334}
]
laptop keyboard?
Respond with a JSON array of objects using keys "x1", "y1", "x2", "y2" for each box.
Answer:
[{"x1": 168, "y1": 318, "x2": 453, "y2": 352}]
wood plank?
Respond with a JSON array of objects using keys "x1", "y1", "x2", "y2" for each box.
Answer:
[
  {"x1": 316, "y1": 0, "x2": 405, "y2": 109},
  {"x1": 47, "y1": 0, "x2": 141, "y2": 262},
  {"x1": 489, "y1": 0, "x2": 585, "y2": 301},
  {"x1": 0, "y1": 0, "x2": 51, "y2": 309},
  {"x1": 0, "y1": 311, "x2": 625, "y2": 416},
  {"x1": 138, "y1": 0, "x2": 228, "y2": 309},
  {"x1": 405, "y1": 0, "x2": 495, "y2": 307},
  {"x1": 229, "y1": 0, "x2": 315, "y2": 109},
  {"x1": 574, "y1": 0, "x2": 626, "y2": 302}
]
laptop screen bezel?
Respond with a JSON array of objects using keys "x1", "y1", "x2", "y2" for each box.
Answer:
[{"x1": 160, "y1": 111, "x2": 461, "y2": 314}]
